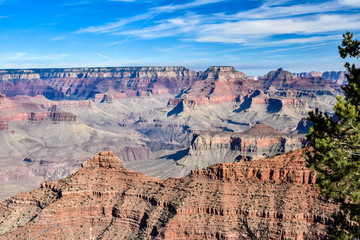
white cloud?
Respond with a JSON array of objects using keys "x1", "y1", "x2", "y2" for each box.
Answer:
[
  {"x1": 108, "y1": 13, "x2": 360, "y2": 46},
  {"x1": 74, "y1": 0, "x2": 360, "y2": 48},
  {"x1": 232, "y1": 1, "x2": 347, "y2": 20},
  {"x1": 339, "y1": 0, "x2": 360, "y2": 7},
  {"x1": 76, "y1": 13, "x2": 152, "y2": 34},
  {"x1": 197, "y1": 14, "x2": 360, "y2": 38},
  {"x1": 76, "y1": 0, "x2": 226, "y2": 34},
  {"x1": 152, "y1": 0, "x2": 227, "y2": 12}
]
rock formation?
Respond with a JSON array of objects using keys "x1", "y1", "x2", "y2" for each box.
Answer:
[
  {"x1": 168, "y1": 66, "x2": 261, "y2": 108},
  {"x1": 0, "y1": 149, "x2": 337, "y2": 239},
  {"x1": 260, "y1": 68, "x2": 342, "y2": 95},
  {"x1": 293, "y1": 71, "x2": 347, "y2": 85}
]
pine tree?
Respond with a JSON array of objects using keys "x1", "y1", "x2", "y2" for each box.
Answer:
[{"x1": 307, "y1": 32, "x2": 360, "y2": 239}]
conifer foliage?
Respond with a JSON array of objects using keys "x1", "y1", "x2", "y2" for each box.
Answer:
[{"x1": 307, "y1": 32, "x2": 360, "y2": 239}]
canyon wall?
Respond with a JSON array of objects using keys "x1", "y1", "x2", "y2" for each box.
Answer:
[
  {"x1": 0, "y1": 150, "x2": 337, "y2": 240},
  {"x1": 0, "y1": 67, "x2": 198, "y2": 100}
]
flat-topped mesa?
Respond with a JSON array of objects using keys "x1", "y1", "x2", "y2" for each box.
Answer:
[
  {"x1": 293, "y1": 71, "x2": 347, "y2": 85},
  {"x1": 0, "y1": 66, "x2": 198, "y2": 99},
  {"x1": 81, "y1": 151, "x2": 124, "y2": 170},
  {"x1": 0, "y1": 66, "x2": 190, "y2": 78},
  {"x1": 200, "y1": 66, "x2": 247, "y2": 82},
  {"x1": 190, "y1": 149, "x2": 317, "y2": 184},
  {"x1": 245, "y1": 122, "x2": 280, "y2": 136}
]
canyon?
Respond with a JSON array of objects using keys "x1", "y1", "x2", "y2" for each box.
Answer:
[
  {"x1": 0, "y1": 66, "x2": 343, "y2": 200},
  {"x1": 0, "y1": 150, "x2": 337, "y2": 239}
]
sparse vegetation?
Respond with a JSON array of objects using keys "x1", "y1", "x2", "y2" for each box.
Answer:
[{"x1": 307, "y1": 32, "x2": 360, "y2": 238}]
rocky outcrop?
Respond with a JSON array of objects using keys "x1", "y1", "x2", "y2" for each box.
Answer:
[
  {"x1": 81, "y1": 151, "x2": 124, "y2": 170},
  {"x1": 261, "y1": 68, "x2": 342, "y2": 96},
  {"x1": 0, "y1": 149, "x2": 337, "y2": 239},
  {"x1": 168, "y1": 66, "x2": 257, "y2": 108}
]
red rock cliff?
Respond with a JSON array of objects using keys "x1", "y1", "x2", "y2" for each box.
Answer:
[{"x1": 0, "y1": 149, "x2": 337, "y2": 240}]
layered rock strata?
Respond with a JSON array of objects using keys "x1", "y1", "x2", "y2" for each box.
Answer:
[
  {"x1": 0, "y1": 67, "x2": 198, "y2": 100},
  {"x1": 293, "y1": 71, "x2": 347, "y2": 85},
  {"x1": 0, "y1": 150, "x2": 337, "y2": 239},
  {"x1": 187, "y1": 123, "x2": 306, "y2": 163}
]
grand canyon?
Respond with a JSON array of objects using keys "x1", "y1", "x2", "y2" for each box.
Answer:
[
  {"x1": 3, "y1": 0, "x2": 360, "y2": 237},
  {"x1": 0, "y1": 66, "x2": 345, "y2": 239}
]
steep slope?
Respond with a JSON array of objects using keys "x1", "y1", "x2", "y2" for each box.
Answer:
[{"x1": 0, "y1": 150, "x2": 337, "y2": 240}]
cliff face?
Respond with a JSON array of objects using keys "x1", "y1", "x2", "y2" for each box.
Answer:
[
  {"x1": 260, "y1": 68, "x2": 342, "y2": 95},
  {"x1": 0, "y1": 67, "x2": 198, "y2": 100},
  {"x1": 168, "y1": 66, "x2": 261, "y2": 108},
  {"x1": 0, "y1": 67, "x2": 343, "y2": 102},
  {"x1": 0, "y1": 94, "x2": 83, "y2": 125},
  {"x1": 293, "y1": 71, "x2": 347, "y2": 85},
  {"x1": 187, "y1": 123, "x2": 306, "y2": 163},
  {"x1": 0, "y1": 150, "x2": 337, "y2": 240}
]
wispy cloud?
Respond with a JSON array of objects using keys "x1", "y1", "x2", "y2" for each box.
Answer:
[
  {"x1": 76, "y1": 13, "x2": 152, "y2": 34},
  {"x1": 339, "y1": 0, "x2": 360, "y2": 7},
  {"x1": 108, "y1": 0, "x2": 135, "y2": 2},
  {"x1": 96, "y1": 53, "x2": 113, "y2": 60},
  {"x1": 151, "y1": 0, "x2": 227, "y2": 12},
  {"x1": 154, "y1": 44, "x2": 192, "y2": 52},
  {"x1": 51, "y1": 35, "x2": 66, "y2": 41},
  {"x1": 106, "y1": 12, "x2": 360, "y2": 47},
  {"x1": 58, "y1": 1, "x2": 89, "y2": 7},
  {"x1": 2, "y1": 52, "x2": 69, "y2": 61},
  {"x1": 76, "y1": 0, "x2": 360, "y2": 48},
  {"x1": 231, "y1": 1, "x2": 348, "y2": 20},
  {"x1": 76, "y1": 0, "x2": 226, "y2": 34}
]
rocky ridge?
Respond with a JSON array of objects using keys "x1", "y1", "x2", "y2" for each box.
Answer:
[
  {"x1": 293, "y1": 71, "x2": 347, "y2": 85},
  {"x1": 0, "y1": 149, "x2": 337, "y2": 239},
  {"x1": 0, "y1": 67, "x2": 198, "y2": 100}
]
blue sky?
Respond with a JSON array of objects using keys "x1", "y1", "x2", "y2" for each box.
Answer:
[{"x1": 0, "y1": 0, "x2": 360, "y2": 75}]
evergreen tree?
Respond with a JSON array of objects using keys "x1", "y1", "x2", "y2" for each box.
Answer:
[{"x1": 307, "y1": 32, "x2": 360, "y2": 239}]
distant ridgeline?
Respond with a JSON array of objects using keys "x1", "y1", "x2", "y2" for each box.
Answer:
[
  {"x1": 292, "y1": 71, "x2": 347, "y2": 85},
  {"x1": 0, "y1": 66, "x2": 344, "y2": 100}
]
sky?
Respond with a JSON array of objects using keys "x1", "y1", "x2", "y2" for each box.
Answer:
[{"x1": 0, "y1": 0, "x2": 360, "y2": 75}]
